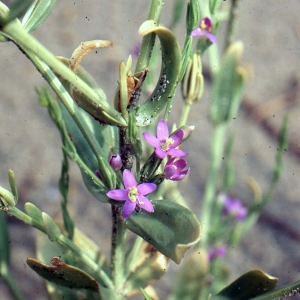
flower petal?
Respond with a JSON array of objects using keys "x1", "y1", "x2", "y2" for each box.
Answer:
[
  {"x1": 191, "y1": 28, "x2": 204, "y2": 37},
  {"x1": 137, "y1": 182, "x2": 157, "y2": 195},
  {"x1": 143, "y1": 132, "x2": 160, "y2": 147},
  {"x1": 107, "y1": 189, "x2": 128, "y2": 201},
  {"x1": 172, "y1": 158, "x2": 187, "y2": 170},
  {"x1": 123, "y1": 169, "x2": 137, "y2": 189},
  {"x1": 138, "y1": 195, "x2": 154, "y2": 213},
  {"x1": 171, "y1": 130, "x2": 184, "y2": 147},
  {"x1": 122, "y1": 200, "x2": 136, "y2": 219},
  {"x1": 155, "y1": 147, "x2": 167, "y2": 159},
  {"x1": 205, "y1": 32, "x2": 216, "y2": 44},
  {"x1": 157, "y1": 120, "x2": 169, "y2": 140},
  {"x1": 171, "y1": 168, "x2": 190, "y2": 181},
  {"x1": 167, "y1": 148, "x2": 188, "y2": 157}
]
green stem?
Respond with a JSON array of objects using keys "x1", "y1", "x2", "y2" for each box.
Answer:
[
  {"x1": 110, "y1": 205, "x2": 127, "y2": 298},
  {"x1": 29, "y1": 54, "x2": 112, "y2": 189},
  {"x1": 134, "y1": 0, "x2": 164, "y2": 74},
  {"x1": 125, "y1": 236, "x2": 143, "y2": 278},
  {"x1": 6, "y1": 207, "x2": 113, "y2": 289},
  {"x1": 58, "y1": 234, "x2": 114, "y2": 289},
  {"x1": 224, "y1": 0, "x2": 240, "y2": 50},
  {"x1": 0, "y1": 263, "x2": 26, "y2": 300},
  {"x1": 1, "y1": 15, "x2": 125, "y2": 128},
  {"x1": 200, "y1": 123, "x2": 227, "y2": 246},
  {"x1": 180, "y1": 102, "x2": 192, "y2": 127}
]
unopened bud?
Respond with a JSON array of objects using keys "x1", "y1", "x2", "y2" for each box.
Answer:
[
  {"x1": 109, "y1": 154, "x2": 122, "y2": 171},
  {"x1": 181, "y1": 52, "x2": 204, "y2": 105}
]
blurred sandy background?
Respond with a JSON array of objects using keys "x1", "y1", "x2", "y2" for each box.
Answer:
[{"x1": 1, "y1": 0, "x2": 300, "y2": 299}]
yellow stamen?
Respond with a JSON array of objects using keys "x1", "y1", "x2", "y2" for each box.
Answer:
[{"x1": 128, "y1": 186, "x2": 138, "y2": 202}]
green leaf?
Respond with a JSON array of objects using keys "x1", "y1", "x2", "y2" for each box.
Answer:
[
  {"x1": 42, "y1": 212, "x2": 62, "y2": 242},
  {"x1": 35, "y1": 224, "x2": 109, "y2": 289},
  {"x1": 24, "y1": 202, "x2": 43, "y2": 223},
  {"x1": 248, "y1": 279, "x2": 300, "y2": 300},
  {"x1": 27, "y1": 257, "x2": 99, "y2": 291},
  {"x1": 0, "y1": 212, "x2": 10, "y2": 265},
  {"x1": 8, "y1": 169, "x2": 18, "y2": 204},
  {"x1": 22, "y1": 0, "x2": 58, "y2": 33},
  {"x1": 135, "y1": 21, "x2": 182, "y2": 126},
  {"x1": 4, "y1": 0, "x2": 34, "y2": 25},
  {"x1": 58, "y1": 93, "x2": 118, "y2": 202},
  {"x1": 125, "y1": 200, "x2": 201, "y2": 264},
  {"x1": 215, "y1": 270, "x2": 278, "y2": 300}
]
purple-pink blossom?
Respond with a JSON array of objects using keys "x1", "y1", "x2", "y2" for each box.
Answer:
[
  {"x1": 209, "y1": 245, "x2": 227, "y2": 262},
  {"x1": 191, "y1": 17, "x2": 216, "y2": 44},
  {"x1": 106, "y1": 169, "x2": 156, "y2": 219},
  {"x1": 143, "y1": 120, "x2": 188, "y2": 159},
  {"x1": 164, "y1": 157, "x2": 190, "y2": 181},
  {"x1": 222, "y1": 195, "x2": 248, "y2": 221}
]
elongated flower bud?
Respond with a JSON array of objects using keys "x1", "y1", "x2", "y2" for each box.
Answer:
[{"x1": 181, "y1": 52, "x2": 204, "y2": 105}]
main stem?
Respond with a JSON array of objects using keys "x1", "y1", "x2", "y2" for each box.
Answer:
[
  {"x1": 110, "y1": 205, "x2": 127, "y2": 298},
  {"x1": 200, "y1": 123, "x2": 227, "y2": 246}
]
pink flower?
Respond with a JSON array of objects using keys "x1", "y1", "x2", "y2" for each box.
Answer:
[
  {"x1": 191, "y1": 17, "x2": 216, "y2": 44},
  {"x1": 164, "y1": 157, "x2": 190, "y2": 181},
  {"x1": 222, "y1": 195, "x2": 248, "y2": 221},
  {"x1": 143, "y1": 120, "x2": 188, "y2": 159},
  {"x1": 106, "y1": 169, "x2": 156, "y2": 219},
  {"x1": 209, "y1": 245, "x2": 227, "y2": 262}
]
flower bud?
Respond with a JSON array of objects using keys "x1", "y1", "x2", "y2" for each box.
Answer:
[
  {"x1": 181, "y1": 52, "x2": 204, "y2": 105},
  {"x1": 186, "y1": 0, "x2": 200, "y2": 33},
  {"x1": 109, "y1": 154, "x2": 122, "y2": 171}
]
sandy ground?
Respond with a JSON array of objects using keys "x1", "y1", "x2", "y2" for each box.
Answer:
[{"x1": 1, "y1": 0, "x2": 300, "y2": 299}]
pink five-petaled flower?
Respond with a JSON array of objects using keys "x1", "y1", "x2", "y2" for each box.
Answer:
[
  {"x1": 209, "y1": 245, "x2": 227, "y2": 262},
  {"x1": 191, "y1": 17, "x2": 216, "y2": 44},
  {"x1": 164, "y1": 157, "x2": 190, "y2": 181},
  {"x1": 222, "y1": 195, "x2": 248, "y2": 222},
  {"x1": 143, "y1": 120, "x2": 188, "y2": 159},
  {"x1": 106, "y1": 169, "x2": 156, "y2": 219}
]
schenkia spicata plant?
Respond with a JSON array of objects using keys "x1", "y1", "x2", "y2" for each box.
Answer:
[{"x1": 0, "y1": 0, "x2": 296, "y2": 300}]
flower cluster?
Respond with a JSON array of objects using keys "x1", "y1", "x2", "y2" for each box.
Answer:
[
  {"x1": 143, "y1": 119, "x2": 190, "y2": 181},
  {"x1": 106, "y1": 120, "x2": 191, "y2": 218}
]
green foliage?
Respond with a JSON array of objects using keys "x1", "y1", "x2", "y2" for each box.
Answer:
[
  {"x1": 135, "y1": 20, "x2": 182, "y2": 126},
  {"x1": 215, "y1": 270, "x2": 278, "y2": 300},
  {"x1": 125, "y1": 200, "x2": 201, "y2": 264},
  {"x1": 21, "y1": 0, "x2": 58, "y2": 32}
]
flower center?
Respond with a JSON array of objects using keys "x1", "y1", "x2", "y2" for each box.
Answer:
[
  {"x1": 200, "y1": 19, "x2": 212, "y2": 32},
  {"x1": 160, "y1": 137, "x2": 174, "y2": 152},
  {"x1": 128, "y1": 186, "x2": 138, "y2": 202}
]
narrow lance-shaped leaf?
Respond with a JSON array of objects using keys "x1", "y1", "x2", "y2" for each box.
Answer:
[
  {"x1": 22, "y1": 0, "x2": 58, "y2": 33},
  {"x1": 135, "y1": 20, "x2": 182, "y2": 126},
  {"x1": 0, "y1": 16, "x2": 126, "y2": 126},
  {"x1": 4, "y1": 0, "x2": 34, "y2": 25}
]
